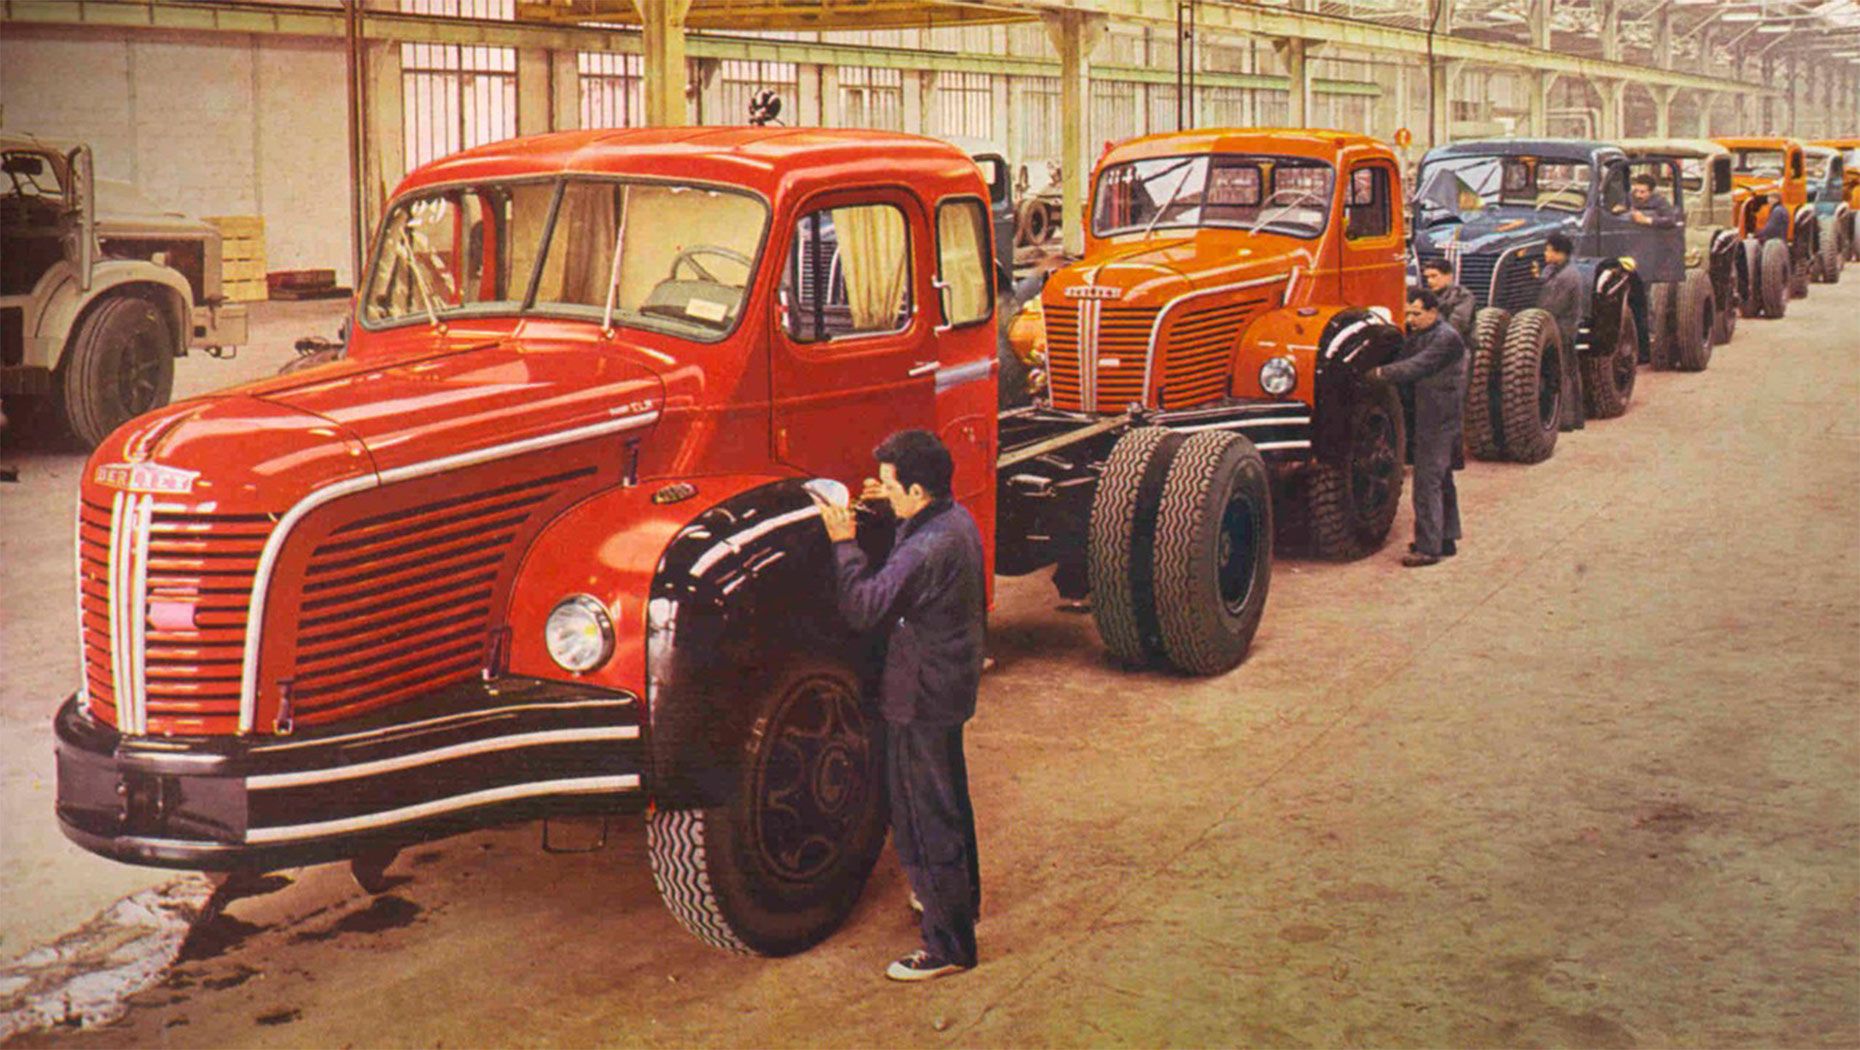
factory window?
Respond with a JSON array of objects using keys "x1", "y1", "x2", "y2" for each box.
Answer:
[
  {"x1": 840, "y1": 67, "x2": 904, "y2": 131},
  {"x1": 714, "y1": 60, "x2": 798, "y2": 125},
  {"x1": 398, "y1": 2, "x2": 517, "y2": 174},
  {"x1": 1092, "y1": 79, "x2": 1140, "y2": 148},
  {"x1": 931, "y1": 71, "x2": 994, "y2": 141},
  {"x1": 1019, "y1": 77, "x2": 1062, "y2": 164},
  {"x1": 579, "y1": 52, "x2": 642, "y2": 129}
]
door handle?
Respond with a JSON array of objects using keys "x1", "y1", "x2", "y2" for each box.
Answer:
[{"x1": 908, "y1": 360, "x2": 939, "y2": 378}]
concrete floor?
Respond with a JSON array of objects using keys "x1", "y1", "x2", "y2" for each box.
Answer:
[{"x1": 2, "y1": 289, "x2": 1857, "y2": 1047}]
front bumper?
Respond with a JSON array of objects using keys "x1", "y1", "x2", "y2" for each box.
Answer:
[{"x1": 55, "y1": 676, "x2": 643, "y2": 871}]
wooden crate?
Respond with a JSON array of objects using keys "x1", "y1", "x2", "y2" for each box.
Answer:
[
  {"x1": 223, "y1": 277, "x2": 270, "y2": 303},
  {"x1": 204, "y1": 216, "x2": 268, "y2": 302}
]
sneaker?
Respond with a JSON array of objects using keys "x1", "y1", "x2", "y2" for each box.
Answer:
[
  {"x1": 885, "y1": 949, "x2": 970, "y2": 982},
  {"x1": 1401, "y1": 552, "x2": 1441, "y2": 568}
]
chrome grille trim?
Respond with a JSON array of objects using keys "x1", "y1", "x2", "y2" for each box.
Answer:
[
  {"x1": 1141, "y1": 271, "x2": 1295, "y2": 409},
  {"x1": 238, "y1": 409, "x2": 662, "y2": 733},
  {"x1": 73, "y1": 494, "x2": 87, "y2": 713}
]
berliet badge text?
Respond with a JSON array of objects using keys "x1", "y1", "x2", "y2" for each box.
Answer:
[{"x1": 93, "y1": 462, "x2": 201, "y2": 495}]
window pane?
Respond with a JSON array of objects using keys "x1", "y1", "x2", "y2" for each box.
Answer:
[
  {"x1": 782, "y1": 204, "x2": 913, "y2": 342},
  {"x1": 1346, "y1": 166, "x2": 1391, "y2": 240},
  {"x1": 937, "y1": 200, "x2": 991, "y2": 327},
  {"x1": 534, "y1": 180, "x2": 768, "y2": 338},
  {"x1": 364, "y1": 181, "x2": 553, "y2": 324}
]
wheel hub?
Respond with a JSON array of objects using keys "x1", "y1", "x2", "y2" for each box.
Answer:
[{"x1": 752, "y1": 677, "x2": 870, "y2": 883}]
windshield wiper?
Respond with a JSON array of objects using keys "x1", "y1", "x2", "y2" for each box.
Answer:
[
  {"x1": 394, "y1": 227, "x2": 443, "y2": 329},
  {"x1": 1142, "y1": 160, "x2": 1201, "y2": 237}
]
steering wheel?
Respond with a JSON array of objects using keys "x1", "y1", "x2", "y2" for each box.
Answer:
[
  {"x1": 669, "y1": 245, "x2": 752, "y2": 285},
  {"x1": 1247, "y1": 189, "x2": 1326, "y2": 234},
  {"x1": 1535, "y1": 183, "x2": 1588, "y2": 212}
]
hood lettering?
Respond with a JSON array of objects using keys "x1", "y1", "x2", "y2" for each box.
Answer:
[{"x1": 94, "y1": 461, "x2": 200, "y2": 495}]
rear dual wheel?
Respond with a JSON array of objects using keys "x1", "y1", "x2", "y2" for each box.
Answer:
[
  {"x1": 1088, "y1": 427, "x2": 1272, "y2": 676},
  {"x1": 1580, "y1": 301, "x2": 1638, "y2": 421}
]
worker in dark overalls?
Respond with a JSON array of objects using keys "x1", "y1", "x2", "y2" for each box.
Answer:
[
  {"x1": 815, "y1": 429, "x2": 985, "y2": 982},
  {"x1": 1373, "y1": 286, "x2": 1468, "y2": 567},
  {"x1": 1537, "y1": 231, "x2": 1587, "y2": 431}
]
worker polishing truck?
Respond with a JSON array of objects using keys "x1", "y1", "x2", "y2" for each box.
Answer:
[{"x1": 52, "y1": 128, "x2": 1277, "y2": 958}]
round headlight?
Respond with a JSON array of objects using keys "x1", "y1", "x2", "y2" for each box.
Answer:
[
  {"x1": 1259, "y1": 356, "x2": 1298, "y2": 396},
  {"x1": 544, "y1": 595, "x2": 614, "y2": 674}
]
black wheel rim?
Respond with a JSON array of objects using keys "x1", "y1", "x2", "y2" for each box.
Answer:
[
  {"x1": 113, "y1": 314, "x2": 166, "y2": 422},
  {"x1": 1217, "y1": 479, "x2": 1260, "y2": 617},
  {"x1": 1538, "y1": 340, "x2": 1561, "y2": 431},
  {"x1": 1350, "y1": 405, "x2": 1399, "y2": 523},
  {"x1": 751, "y1": 674, "x2": 871, "y2": 883}
]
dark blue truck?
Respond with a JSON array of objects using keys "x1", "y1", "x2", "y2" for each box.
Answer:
[{"x1": 1413, "y1": 140, "x2": 1695, "y2": 464}]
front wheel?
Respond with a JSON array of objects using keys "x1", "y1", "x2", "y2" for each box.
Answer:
[
  {"x1": 1151, "y1": 431, "x2": 1273, "y2": 676},
  {"x1": 1305, "y1": 381, "x2": 1404, "y2": 560},
  {"x1": 1496, "y1": 308, "x2": 1562, "y2": 464},
  {"x1": 648, "y1": 660, "x2": 887, "y2": 956},
  {"x1": 1674, "y1": 269, "x2": 1715, "y2": 373},
  {"x1": 1463, "y1": 307, "x2": 1509, "y2": 461},
  {"x1": 1580, "y1": 301, "x2": 1637, "y2": 421},
  {"x1": 57, "y1": 294, "x2": 177, "y2": 448},
  {"x1": 1817, "y1": 217, "x2": 1843, "y2": 285},
  {"x1": 1759, "y1": 238, "x2": 1791, "y2": 319}
]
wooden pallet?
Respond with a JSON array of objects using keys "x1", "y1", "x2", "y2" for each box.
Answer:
[{"x1": 204, "y1": 216, "x2": 268, "y2": 302}]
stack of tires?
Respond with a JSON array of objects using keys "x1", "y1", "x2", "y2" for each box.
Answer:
[{"x1": 1086, "y1": 428, "x2": 1274, "y2": 676}]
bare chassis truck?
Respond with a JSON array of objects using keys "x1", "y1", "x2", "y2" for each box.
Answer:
[
  {"x1": 51, "y1": 129, "x2": 1282, "y2": 960},
  {"x1": 1413, "y1": 140, "x2": 1688, "y2": 464}
]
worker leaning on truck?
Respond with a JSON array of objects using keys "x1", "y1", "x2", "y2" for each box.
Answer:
[
  {"x1": 1537, "y1": 232, "x2": 1588, "y2": 432},
  {"x1": 1617, "y1": 172, "x2": 1680, "y2": 228}
]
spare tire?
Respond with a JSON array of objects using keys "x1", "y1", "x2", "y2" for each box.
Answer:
[
  {"x1": 1151, "y1": 430, "x2": 1273, "y2": 676},
  {"x1": 1740, "y1": 239, "x2": 1765, "y2": 319},
  {"x1": 1759, "y1": 238, "x2": 1790, "y2": 319},
  {"x1": 1495, "y1": 308, "x2": 1562, "y2": 464},
  {"x1": 1647, "y1": 281, "x2": 1677, "y2": 371},
  {"x1": 1088, "y1": 427, "x2": 1181, "y2": 667},
  {"x1": 1464, "y1": 307, "x2": 1509, "y2": 460},
  {"x1": 1674, "y1": 268, "x2": 1714, "y2": 373},
  {"x1": 1581, "y1": 298, "x2": 1637, "y2": 420}
]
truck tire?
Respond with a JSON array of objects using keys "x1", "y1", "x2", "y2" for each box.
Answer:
[
  {"x1": 1305, "y1": 381, "x2": 1404, "y2": 560},
  {"x1": 1463, "y1": 307, "x2": 1508, "y2": 460},
  {"x1": 1848, "y1": 212, "x2": 1859, "y2": 262},
  {"x1": 1713, "y1": 265, "x2": 1739, "y2": 346},
  {"x1": 1646, "y1": 282, "x2": 1677, "y2": 371},
  {"x1": 1016, "y1": 198, "x2": 1051, "y2": 246},
  {"x1": 1581, "y1": 301, "x2": 1638, "y2": 421},
  {"x1": 997, "y1": 342, "x2": 1030, "y2": 409},
  {"x1": 1817, "y1": 217, "x2": 1843, "y2": 284},
  {"x1": 1788, "y1": 236, "x2": 1811, "y2": 299},
  {"x1": 1674, "y1": 268, "x2": 1715, "y2": 373},
  {"x1": 1151, "y1": 431, "x2": 1273, "y2": 676},
  {"x1": 1494, "y1": 308, "x2": 1561, "y2": 464},
  {"x1": 647, "y1": 659, "x2": 887, "y2": 956},
  {"x1": 57, "y1": 294, "x2": 177, "y2": 449},
  {"x1": 1740, "y1": 240, "x2": 1765, "y2": 319},
  {"x1": 1759, "y1": 238, "x2": 1790, "y2": 319},
  {"x1": 1088, "y1": 427, "x2": 1181, "y2": 666}
]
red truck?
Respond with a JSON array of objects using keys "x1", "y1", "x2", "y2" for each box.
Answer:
[{"x1": 54, "y1": 129, "x2": 1284, "y2": 957}]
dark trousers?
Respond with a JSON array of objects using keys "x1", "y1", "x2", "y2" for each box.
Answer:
[
  {"x1": 1412, "y1": 460, "x2": 1461, "y2": 557},
  {"x1": 887, "y1": 722, "x2": 980, "y2": 967}
]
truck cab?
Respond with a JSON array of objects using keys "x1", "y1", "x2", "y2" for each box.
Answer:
[
  {"x1": 1803, "y1": 145, "x2": 1851, "y2": 281},
  {"x1": 1715, "y1": 136, "x2": 1820, "y2": 304},
  {"x1": 1811, "y1": 138, "x2": 1860, "y2": 261}
]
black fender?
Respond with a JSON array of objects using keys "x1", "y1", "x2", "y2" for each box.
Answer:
[
  {"x1": 1792, "y1": 204, "x2": 1819, "y2": 263},
  {"x1": 1709, "y1": 228, "x2": 1741, "y2": 308},
  {"x1": 645, "y1": 479, "x2": 885, "y2": 810},
  {"x1": 1312, "y1": 308, "x2": 1405, "y2": 465},
  {"x1": 1584, "y1": 260, "x2": 1640, "y2": 358}
]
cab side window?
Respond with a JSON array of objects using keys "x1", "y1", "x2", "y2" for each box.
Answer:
[
  {"x1": 782, "y1": 203, "x2": 913, "y2": 343},
  {"x1": 1790, "y1": 150, "x2": 1804, "y2": 179},
  {"x1": 935, "y1": 199, "x2": 993, "y2": 329},
  {"x1": 1600, "y1": 165, "x2": 1630, "y2": 214},
  {"x1": 1345, "y1": 165, "x2": 1392, "y2": 240}
]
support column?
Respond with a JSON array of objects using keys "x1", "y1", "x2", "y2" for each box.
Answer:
[
  {"x1": 1598, "y1": 79, "x2": 1624, "y2": 140},
  {"x1": 1652, "y1": 6, "x2": 1672, "y2": 70},
  {"x1": 633, "y1": 0, "x2": 691, "y2": 127},
  {"x1": 694, "y1": 59, "x2": 721, "y2": 125},
  {"x1": 1784, "y1": 54, "x2": 1798, "y2": 136},
  {"x1": 1597, "y1": 0, "x2": 1620, "y2": 64},
  {"x1": 1653, "y1": 85, "x2": 1676, "y2": 138},
  {"x1": 795, "y1": 63, "x2": 821, "y2": 127},
  {"x1": 551, "y1": 49, "x2": 579, "y2": 131},
  {"x1": 1275, "y1": 38, "x2": 1309, "y2": 128},
  {"x1": 820, "y1": 64, "x2": 841, "y2": 127},
  {"x1": 902, "y1": 70, "x2": 925, "y2": 134},
  {"x1": 1530, "y1": 0, "x2": 1553, "y2": 50},
  {"x1": 1527, "y1": 70, "x2": 1547, "y2": 137},
  {"x1": 1043, "y1": 10, "x2": 1107, "y2": 257},
  {"x1": 516, "y1": 48, "x2": 551, "y2": 135},
  {"x1": 1429, "y1": 60, "x2": 1459, "y2": 150}
]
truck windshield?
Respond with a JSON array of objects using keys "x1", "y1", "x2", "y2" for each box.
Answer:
[
  {"x1": 363, "y1": 177, "x2": 769, "y2": 339},
  {"x1": 1092, "y1": 154, "x2": 1335, "y2": 239},
  {"x1": 1416, "y1": 156, "x2": 1592, "y2": 215},
  {"x1": 1, "y1": 149, "x2": 64, "y2": 200},
  {"x1": 1731, "y1": 149, "x2": 1785, "y2": 177},
  {"x1": 364, "y1": 180, "x2": 556, "y2": 325},
  {"x1": 531, "y1": 179, "x2": 767, "y2": 340}
]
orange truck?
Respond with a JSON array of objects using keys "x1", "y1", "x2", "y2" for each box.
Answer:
[
  {"x1": 1715, "y1": 137, "x2": 1823, "y2": 313},
  {"x1": 999, "y1": 127, "x2": 1412, "y2": 652}
]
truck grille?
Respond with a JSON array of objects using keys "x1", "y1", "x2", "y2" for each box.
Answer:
[
  {"x1": 282, "y1": 468, "x2": 599, "y2": 727},
  {"x1": 79, "y1": 501, "x2": 269, "y2": 735},
  {"x1": 1044, "y1": 301, "x2": 1158, "y2": 413},
  {"x1": 1158, "y1": 294, "x2": 1277, "y2": 408},
  {"x1": 1421, "y1": 249, "x2": 1545, "y2": 314}
]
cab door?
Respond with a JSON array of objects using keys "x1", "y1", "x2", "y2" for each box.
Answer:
[
  {"x1": 1338, "y1": 158, "x2": 1404, "y2": 313},
  {"x1": 770, "y1": 187, "x2": 937, "y2": 486}
]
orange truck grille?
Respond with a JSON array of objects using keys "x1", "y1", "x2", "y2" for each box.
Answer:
[{"x1": 1046, "y1": 291, "x2": 1278, "y2": 413}]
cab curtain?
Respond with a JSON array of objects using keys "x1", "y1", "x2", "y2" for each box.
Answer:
[
  {"x1": 833, "y1": 205, "x2": 908, "y2": 330},
  {"x1": 936, "y1": 203, "x2": 989, "y2": 326},
  {"x1": 557, "y1": 183, "x2": 621, "y2": 305}
]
